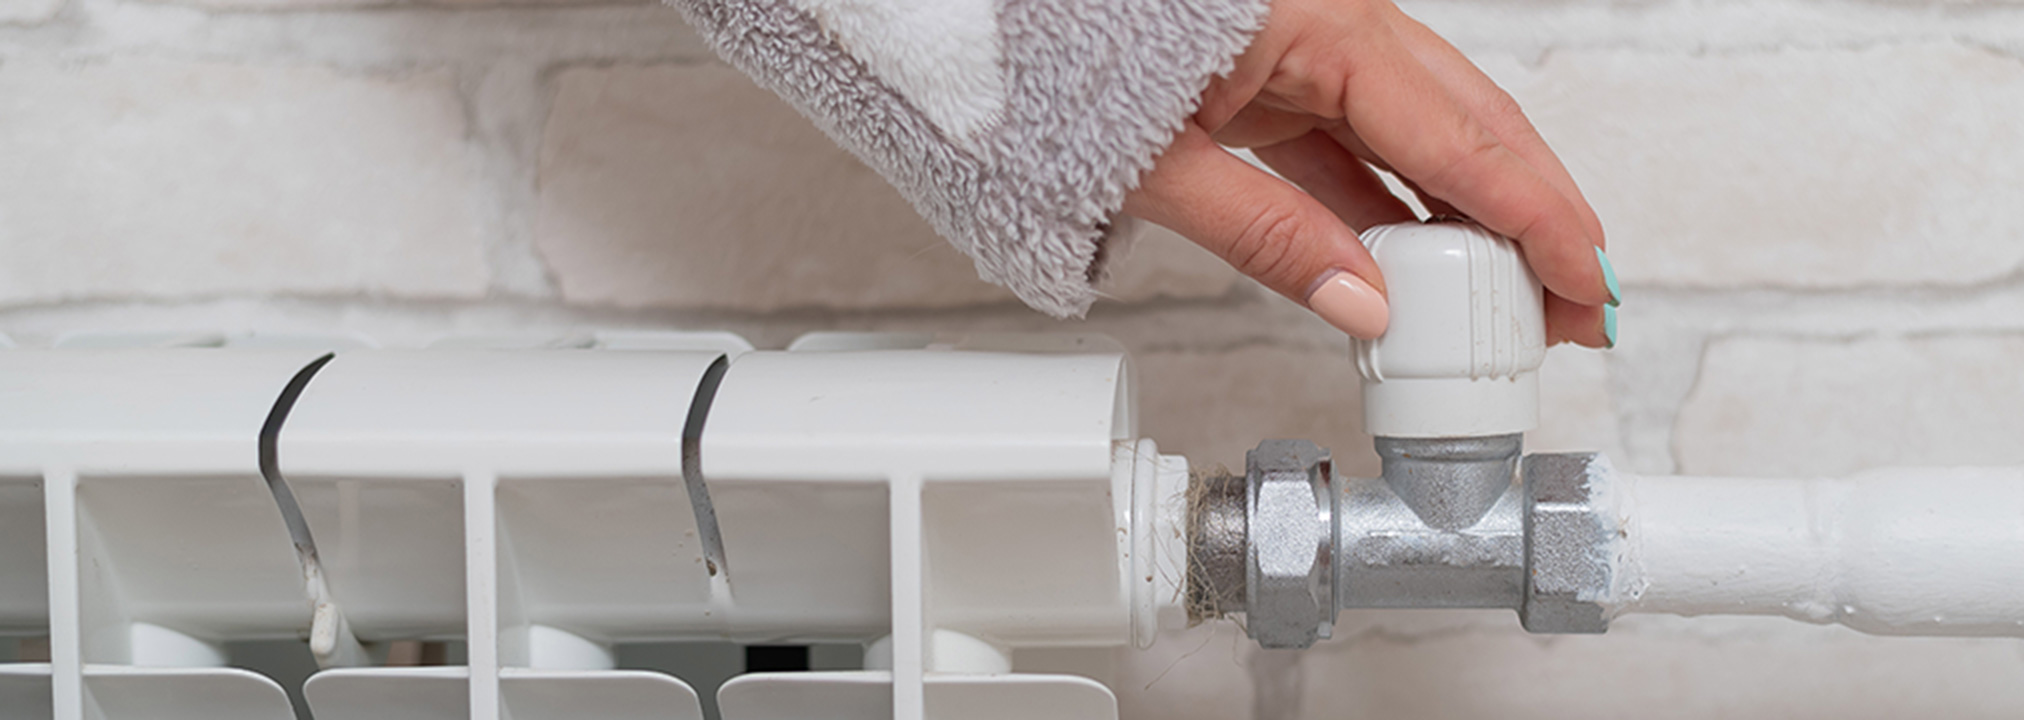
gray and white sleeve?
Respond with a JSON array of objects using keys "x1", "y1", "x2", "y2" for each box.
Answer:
[{"x1": 670, "y1": 0, "x2": 1272, "y2": 317}]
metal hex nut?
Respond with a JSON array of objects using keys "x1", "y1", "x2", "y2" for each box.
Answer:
[
  {"x1": 1521, "y1": 452, "x2": 1617, "y2": 633},
  {"x1": 1246, "y1": 439, "x2": 1337, "y2": 649}
]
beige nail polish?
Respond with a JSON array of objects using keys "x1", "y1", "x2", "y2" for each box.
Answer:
[{"x1": 1307, "y1": 270, "x2": 1389, "y2": 338}]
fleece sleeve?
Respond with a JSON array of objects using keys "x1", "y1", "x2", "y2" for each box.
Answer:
[{"x1": 669, "y1": 0, "x2": 1272, "y2": 318}]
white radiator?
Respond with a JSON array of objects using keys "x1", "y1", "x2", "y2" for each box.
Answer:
[
  {"x1": 0, "y1": 332, "x2": 1190, "y2": 720},
  {"x1": 4, "y1": 328, "x2": 2022, "y2": 720}
]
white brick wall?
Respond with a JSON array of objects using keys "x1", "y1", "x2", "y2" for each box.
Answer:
[
  {"x1": 1676, "y1": 333, "x2": 2024, "y2": 477},
  {"x1": 0, "y1": 0, "x2": 62, "y2": 24},
  {"x1": 533, "y1": 63, "x2": 1012, "y2": 311},
  {"x1": 1484, "y1": 43, "x2": 2024, "y2": 289},
  {"x1": 0, "y1": 58, "x2": 491, "y2": 303},
  {"x1": 6, "y1": 0, "x2": 2024, "y2": 716}
]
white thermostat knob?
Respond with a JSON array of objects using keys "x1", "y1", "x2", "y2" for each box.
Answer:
[{"x1": 1355, "y1": 220, "x2": 1547, "y2": 439}]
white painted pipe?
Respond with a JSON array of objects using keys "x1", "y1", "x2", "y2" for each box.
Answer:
[
  {"x1": 128, "y1": 623, "x2": 229, "y2": 667},
  {"x1": 524, "y1": 625, "x2": 615, "y2": 671},
  {"x1": 1606, "y1": 466, "x2": 2024, "y2": 637},
  {"x1": 863, "y1": 630, "x2": 1012, "y2": 673}
]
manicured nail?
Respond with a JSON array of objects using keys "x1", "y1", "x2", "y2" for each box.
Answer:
[
  {"x1": 1307, "y1": 269, "x2": 1389, "y2": 339},
  {"x1": 1603, "y1": 304, "x2": 1618, "y2": 349},
  {"x1": 1596, "y1": 246, "x2": 1621, "y2": 307}
]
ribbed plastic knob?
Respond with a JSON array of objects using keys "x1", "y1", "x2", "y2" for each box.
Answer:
[{"x1": 1355, "y1": 220, "x2": 1547, "y2": 438}]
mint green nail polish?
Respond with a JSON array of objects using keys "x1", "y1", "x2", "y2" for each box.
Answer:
[
  {"x1": 1596, "y1": 246, "x2": 1621, "y2": 307},
  {"x1": 1603, "y1": 304, "x2": 1618, "y2": 349}
]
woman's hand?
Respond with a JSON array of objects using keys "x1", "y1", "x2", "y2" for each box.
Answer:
[{"x1": 1123, "y1": 0, "x2": 1619, "y2": 347}]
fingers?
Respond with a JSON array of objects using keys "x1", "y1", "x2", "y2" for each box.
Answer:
[
  {"x1": 1390, "y1": 14, "x2": 1607, "y2": 249},
  {"x1": 1193, "y1": 0, "x2": 1330, "y2": 132},
  {"x1": 1125, "y1": 124, "x2": 1391, "y2": 338},
  {"x1": 1251, "y1": 130, "x2": 1417, "y2": 231},
  {"x1": 1211, "y1": 104, "x2": 1321, "y2": 149},
  {"x1": 1311, "y1": 124, "x2": 1463, "y2": 218},
  {"x1": 1275, "y1": 14, "x2": 1611, "y2": 307},
  {"x1": 1545, "y1": 292, "x2": 1612, "y2": 349}
]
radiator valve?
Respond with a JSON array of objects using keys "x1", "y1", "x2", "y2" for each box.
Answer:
[
  {"x1": 1191, "y1": 220, "x2": 1594, "y2": 649},
  {"x1": 1357, "y1": 219, "x2": 1546, "y2": 530}
]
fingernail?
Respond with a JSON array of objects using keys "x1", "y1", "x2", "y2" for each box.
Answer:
[
  {"x1": 1596, "y1": 246, "x2": 1621, "y2": 307},
  {"x1": 1603, "y1": 304, "x2": 1618, "y2": 349},
  {"x1": 1307, "y1": 269, "x2": 1389, "y2": 339}
]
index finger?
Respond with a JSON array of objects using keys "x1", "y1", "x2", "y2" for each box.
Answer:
[{"x1": 1390, "y1": 13, "x2": 1606, "y2": 251}]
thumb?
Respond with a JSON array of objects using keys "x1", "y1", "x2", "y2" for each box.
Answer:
[{"x1": 1124, "y1": 124, "x2": 1391, "y2": 339}]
